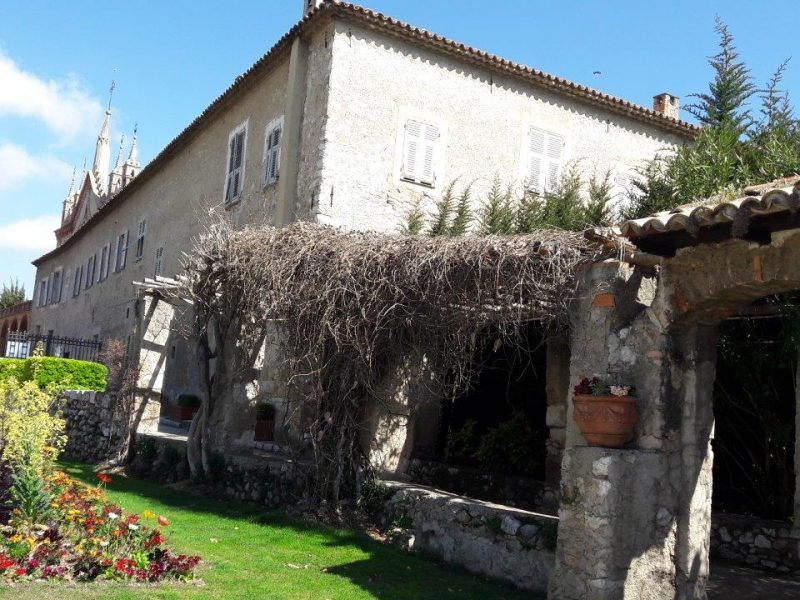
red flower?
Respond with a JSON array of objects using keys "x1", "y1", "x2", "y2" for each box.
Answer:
[
  {"x1": 157, "y1": 516, "x2": 170, "y2": 527},
  {"x1": 97, "y1": 473, "x2": 112, "y2": 484},
  {"x1": 0, "y1": 558, "x2": 15, "y2": 570},
  {"x1": 15, "y1": 567, "x2": 26, "y2": 576}
]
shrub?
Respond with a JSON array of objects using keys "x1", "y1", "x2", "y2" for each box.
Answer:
[
  {"x1": 473, "y1": 412, "x2": 544, "y2": 476},
  {"x1": 0, "y1": 379, "x2": 65, "y2": 466},
  {"x1": 443, "y1": 419, "x2": 479, "y2": 465},
  {"x1": 0, "y1": 359, "x2": 25, "y2": 383},
  {"x1": 24, "y1": 356, "x2": 107, "y2": 391}
]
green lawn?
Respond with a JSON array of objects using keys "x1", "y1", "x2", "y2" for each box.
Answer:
[{"x1": 2, "y1": 463, "x2": 537, "y2": 600}]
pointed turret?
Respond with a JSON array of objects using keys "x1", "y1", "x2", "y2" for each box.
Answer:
[
  {"x1": 122, "y1": 124, "x2": 141, "y2": 186},
  {"x1": 92, "y1": 109, "x2": 112, "y2": 196},
  {"x1": 108, "y1": 134, "x2": 126, "y2": 196},
  {"x1": 61, "y1": 168, "x2": 78, "y2": 225}
]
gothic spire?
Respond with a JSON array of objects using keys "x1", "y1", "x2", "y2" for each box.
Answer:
[
  {"x1": 127, "y1": 123, "x2": 139, "y2": 166},
  {"x1": 114, "y1": 134, "x2": 126, "y2": 169},
  {"x1": 92, "y1": 81, "x2": 114, "y2": 195}
]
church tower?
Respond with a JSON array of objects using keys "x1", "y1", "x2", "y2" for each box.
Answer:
[
  {"x1": 108, "y1": 134, "x2": 125, "y2": 196},
  {"x1": 122, "y1": 125, "x2": 140, "y2": 187},
  {"x1": 61, "y1": 168, "x2": 78, "y2": 225},
  {"x1": 303, "y1": 0, "x2": 324, "y2": 17},
  {"x1": 92, "y1": 111, "x2": 112, "y2": 195}
]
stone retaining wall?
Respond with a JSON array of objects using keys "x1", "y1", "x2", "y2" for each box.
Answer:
[
  {"x1": 710, "y1": 511, "x2": 800, "y2": 574},
  {"x1": 61, "y1": 391, "x2": 124, "y2": 462},
  {"x1": 406, "y1": 458, "x2": 558, "y2": 513},
  {"x1": 128, "y1": 433, "x2": 302, "y2": 509},
  {"x1": 382, "y1": 481, "x2": 556, "y2": 593}
]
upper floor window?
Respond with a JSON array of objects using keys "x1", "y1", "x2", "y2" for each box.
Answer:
[
  {"x1": 50, "y1": 270, "x2": 62, "y2": 304},
  {"x1": 85, "y1": 254, "x2": 97, "y2": 289},
  {"x1": 525, "y1": 127, "x2": 564, "y2": 195},
  {"x1": 99, "y1": 244, "x2": 110, "y2": 282},
  {"x1": 37, "y1": 279, "x2": 47, "y2": 307},
  {"x1": 154, "y1": 246, "x2": 164, "y2": 278},
  {"x1": 263, "y1": 118, "x2": 283, "y2": 186},
  {"x1": 135, "y1": 219, "x2": 146, "y2": 259},
  {"x1": 115, "y1": 231, "x2": 128, "y2": 272},
  {"x1": 401, "y1": 119, "x2": 440, "y2": 187},
  {"x1": 72, "y1": 265, "x2": 83, "y2": 297},
  {"x1": 225, "y1": 121, "x2": 248, "y2": 204}
]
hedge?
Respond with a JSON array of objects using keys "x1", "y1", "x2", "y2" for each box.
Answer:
[{"x1": 0, "y1": 356, "x2": 107, "y2": 391}]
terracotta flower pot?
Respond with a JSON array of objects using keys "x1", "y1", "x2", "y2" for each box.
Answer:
[{"x1": 573, "y1": 394, "x2": 638, "y2": 448}]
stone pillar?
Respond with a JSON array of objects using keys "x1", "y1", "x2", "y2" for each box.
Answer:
[
  {"x1": 132, "y1": 295, "x2": 174, "y2": 434},
  {"x1": 549, "y1": 261, "x2": 715, "y2": 600},
  {"x1": 545, "y1": 335, "x2": 570, "y2": 485}
]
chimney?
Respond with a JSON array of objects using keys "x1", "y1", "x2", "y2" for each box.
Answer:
[
  {"x1": 304, "y1": 0, "x2": 324, "y2": 17},
  {"x1": 653, "y1": 93, "x2": 680, "y2": 120}
]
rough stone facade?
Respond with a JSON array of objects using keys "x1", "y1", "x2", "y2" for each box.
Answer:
[
  {"x1": 406, "y1": 458, "x2": 558, "y2": 513},
  {"x1": 61, "y1": 390, "x2": 125, "y2": 463},
  {"x1": 551, "y1": 229, "x2": 800, "y2": 599},
  {"x1": 710, "y1": 512, "x2": 800, "y2": 574},
  {"x1": 383, "y1": 481, "x2": 557, "y2": 593}
]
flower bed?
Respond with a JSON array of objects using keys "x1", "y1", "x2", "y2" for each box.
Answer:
[{"x1": 0, "y1": 469, "x2": 200, "y2": 583}]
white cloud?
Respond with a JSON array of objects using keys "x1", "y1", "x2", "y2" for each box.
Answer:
[
  {"x1": 0, "y1": 51, "x2": 103, "y2": 142},
  {"x1": 0, "y1": 142, "x2": 73, "y2": 192},
  {"x1": 0, "y1": 214, "x2": 59, "y2": 252}
]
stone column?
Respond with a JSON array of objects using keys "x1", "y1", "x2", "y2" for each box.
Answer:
[
  {"x1": 132, "y1": 295, "x2": 174, "y2": 434},
  {"x1": 545, "y1": 334, "x2": 570, "y2": 485},
  {"x1": 549, "y1": 261, "x2": 715, "y2": 600}
]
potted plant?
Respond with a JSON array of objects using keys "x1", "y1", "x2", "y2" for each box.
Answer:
[
  {"x1": 572, "y1": 376, "x2": 638, "y2": 448},
  {"x1": 254, "y1": 402, "x2": 276, "y2": 442},
  {"x1": 171, "y1": 394, "x2": 201, "y2": 422}
]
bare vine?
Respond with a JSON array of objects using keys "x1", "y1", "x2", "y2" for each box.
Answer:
[{"x1": 181, "y1": 221, "x2": 602, "y2": 503}]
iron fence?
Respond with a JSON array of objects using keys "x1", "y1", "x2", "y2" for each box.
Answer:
[{"x1": 4, "y1": 331, "x2": 102, "y2": 362}]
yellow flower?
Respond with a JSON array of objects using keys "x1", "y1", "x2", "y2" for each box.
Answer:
[
  {"x1": 142, "y1": 510, "x2": 155, "y2": 520},
  {"x1": 26, "y1": 536, "x2": 36, "y2": 550},
  {"x1": 9, "y1": 535, "x2": 22, "y2": 544}
]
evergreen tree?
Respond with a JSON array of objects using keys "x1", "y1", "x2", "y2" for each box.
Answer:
[
  {"x1": 428, "y1": 180, "x2": 458, "y2": 236},
  {"x1": 686, "y1": 17, "x2": 756, "y2": 136},
  {"x1": 403, "y1": 200, "x2": 426, "y2": 235},
  {"x1": 448, "y1": 184, "x2": 473, "y2": 235},
  {"x1": 478, "y1": 177, "x2": 515, "y2": 234},
  {"x1": 0, "y1": 279, "x2": 25, "y2": 309}
]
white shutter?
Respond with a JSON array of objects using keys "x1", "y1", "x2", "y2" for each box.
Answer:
[
  {"x1": 527, "y1": 128, "x2": 564, "y2": 194},
  {"x1": 154, "y1": 246, "x2": 164, "y2": 277},
  {"x1": 527, "y1": 128, "x2": 546, "y2": 194},
  {"x1": 402, "y1": 120, "x2": 422, "y2": 181},
  {"x1": 402, "y1": 120, "x2": 439, "y2": 185},
  {"x1": 420, "y1": 123, "x2": 439, "y2": 185}
]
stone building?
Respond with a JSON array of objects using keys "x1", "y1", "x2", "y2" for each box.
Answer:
[{"x1": 31, "y1": 2, "x2": 695, "y2": 462}]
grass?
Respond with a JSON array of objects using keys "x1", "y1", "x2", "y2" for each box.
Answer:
[{"x1": 2, "y1": 462, "x2": 538, "y2": 600}]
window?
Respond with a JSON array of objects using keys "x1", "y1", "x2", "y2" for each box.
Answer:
[
  {"x1": 115, "y1": 231, "x2": 128, "y2": 272},
  {"x1": 50, "y1": 270, "x2": 62, "y2": 304},
  {"x1": 401, "y1": 119, "x2": 440, "y2": 186},
  {"x1": 154, "y1": 246, "x2": 164, "y2": 278},
  {"x1": 38, "y1": 279, "x2": 47, "y2": 307},
  {"x1": 99, "y1": 244, "x2": 110, "y2": 281},
  {"x1": 72, "y1": 265, "x2": 83, "y2": 297},
  {"x1": 85, "y1": 255, "x2": 96, "y2": 289},
  {"x1": 525, "y1": 127, "x2": 565, "y2": 195},
  {"x1": 263, "y1": 118, "x2": 283, "y2": 185},
  {"x1": 224, "y1": 122, "x2": 247, "y2": 204},
  {"x1": 135, "y1": 219, "x2": 146, "y2": 259}
]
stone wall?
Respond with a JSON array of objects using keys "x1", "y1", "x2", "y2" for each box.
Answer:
[
  {"x1": 127, "y1": 433, "x2": 303, "y2": 509},
  {"x1": 382, "y1": 481, "x2": 557, "y2": 593},
  {"x1": 61, "y1": 390, "x2": 125, "y2": 463},
  {"x1": 406, "y1": 458, "x2": 558, "y2": 513},
  {"x1": 710, "y1": 512, "x2": 800, "y2": 574}
]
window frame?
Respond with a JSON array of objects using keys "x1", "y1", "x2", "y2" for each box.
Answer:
[
  {"x1": 154, "y1": 246, "x2": 164, "y2": 278},
  {"x1": 135, "y1": 218, "x2": 147, "y2": 260},
  {"x1": 399, "y1": 118, "x2": 442, "y2": 188},
  {"x1": 521, "y1": 126, "x2": 566, "y2": 196},
  {"x1": 263, "y1": 116, "x2": 284, "y2": 187},
  {"x1": 50, "y1": 269, "x2": 63, "y2": 304},
  {"x1": 72, "y1": 265, "x2": 83, "y2": 297},
  {"x1": 224, "y1": 120, "x2": 249, "y2": 205},
  {"x1": 115, "y1": 231, "x2": 128, "y2": 273}
]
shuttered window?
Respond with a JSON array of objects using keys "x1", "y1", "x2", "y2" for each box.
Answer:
[
  {"x1": 99, "y1": 244, "x2": 110, "y2": 281},
  {"x1": 154, "y1": 246, "x2": 164, "y2": 278},
  {"x1": 115, "y1": 231, "x2": 128, "y2": 272},
  {"x1": 225, "y1": 124, "x2": 247, "y2": 204},
  {"x1": 72, "y1": 266, "x2": 83, "y2": 297},
  {"x1": 526, "y1": 128, "x2": 564, "y2": 195},
  {"x1": 85, "y1": 254, "x2": 96, "y2": 289},
  {"x1": 401, "y1": 119, "x2": 440, "y2": 186},
  {"x1": 51, "y1": 270, "x2": 62, "y2": 304},
  {"x1": 135, "y1": 219, "x2": 146, "y2": 259},
  {"x1": 264, "y1": 121, "x2": 282, "y2": 185}
]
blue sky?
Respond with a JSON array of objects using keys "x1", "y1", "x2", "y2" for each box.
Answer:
[{"x1": 0, "y1": 0, "x2": 797, "y2": 295}]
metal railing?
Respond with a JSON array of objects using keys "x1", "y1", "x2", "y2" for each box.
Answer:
[{"x1": 4, "y1": 331, "x2": 102, "y2": 362}]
